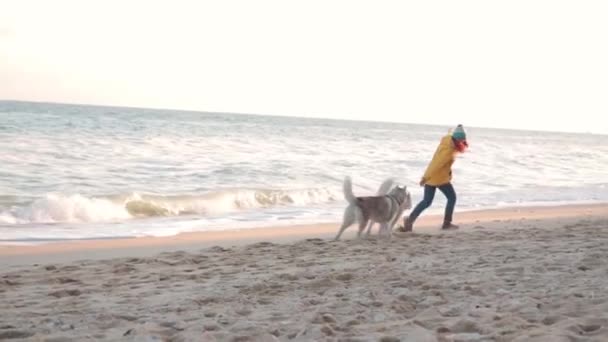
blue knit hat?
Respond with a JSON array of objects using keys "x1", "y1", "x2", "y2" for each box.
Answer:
[{"x1": 452, "y1": 124, "x2": 466, "y2": 140}]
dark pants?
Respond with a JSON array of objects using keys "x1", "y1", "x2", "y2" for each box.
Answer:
[{"x1": 409, "y1": 183, "x2": 456, "y2": 224}]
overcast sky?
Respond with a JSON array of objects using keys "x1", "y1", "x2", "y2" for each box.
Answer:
[{"x1": 1, "y1": 0, "x2": 607, "y2": 133}]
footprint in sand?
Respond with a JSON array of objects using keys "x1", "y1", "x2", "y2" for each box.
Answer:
[
  {"x1": 379, "y1": 337, "x2": 400, "y2": 342},
  {"x1": 567, "y1": 322, "x2": 603, "y2": 335},
  {"x1": 0, "y1": 330, "x2": 35, "y2": 340},
  {"x1": 278, "y1": 273, "x2": 298, "y2": 281},
  {"x1": 335, "y1": 273, "x2": 354, "y2": 282},
  {"x1": 48, "y1": 289, "x2": 82, "y2": 298},
  {"x1": 51, "y1": 277, "x2": 81, "y2": 284},
  {"x1": 450, "y1": 319, "x2": 484, "y2": 334}
]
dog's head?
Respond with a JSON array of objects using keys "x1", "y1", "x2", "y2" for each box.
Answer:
[{"x1": 389, "y1": 185, "x2": 412, "y2": 209}]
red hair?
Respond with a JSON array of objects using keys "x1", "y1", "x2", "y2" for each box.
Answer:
[{"x1": 454, "y1": 139, "x2": 468, "y2": 153}]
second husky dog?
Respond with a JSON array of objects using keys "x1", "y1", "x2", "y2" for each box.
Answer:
[
  {"x1": 364, "y1": 178, "x2": 396, "y2": 236},
  {"x1": 334, "y1": 177, "x2": 411, "y2": 240}
]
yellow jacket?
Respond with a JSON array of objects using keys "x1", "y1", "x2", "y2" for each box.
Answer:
[{"x1": 423, "y1": 134, "x2": 456, "y2": 186}]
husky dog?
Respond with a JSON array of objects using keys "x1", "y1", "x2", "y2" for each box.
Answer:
[
  {"x1": 334, "y1": 177, "x2": 411, "y2": 240},
  {"x1": 365, "y1": 178, "x2": 412, "y2": 237}
]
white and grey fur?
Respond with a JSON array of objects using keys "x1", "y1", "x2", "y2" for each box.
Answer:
[
  {"x1": 334, "y1": 177, "x2": 412, "y2": 240},
  {"x1": 364, "y1": 178, "x2": 396, "y2": 236}
]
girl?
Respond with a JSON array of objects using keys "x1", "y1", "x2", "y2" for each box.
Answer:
[{"x1": 399, "y1": 124, "x2": 468, "y2": 231}]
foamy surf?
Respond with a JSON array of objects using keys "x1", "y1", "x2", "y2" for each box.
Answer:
[
  {"x1": 1, "y1": 194, "x2": 131, "y2": 224},
  {"x1": 0, "y1": 187, "x2": 340, "y2": 224}
]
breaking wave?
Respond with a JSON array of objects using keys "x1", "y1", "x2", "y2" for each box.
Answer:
[{"x1": 0, "y1": 187, "x2": 340, "y2": 224}]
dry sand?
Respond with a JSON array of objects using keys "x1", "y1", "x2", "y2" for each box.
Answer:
[{"x1": 1, "y1": 204, "x2": 608, "y2": 341}]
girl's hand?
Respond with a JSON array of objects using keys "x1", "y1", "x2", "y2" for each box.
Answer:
[{"x1": 419, "y1": 177, "x2": 426, "y2": 186}]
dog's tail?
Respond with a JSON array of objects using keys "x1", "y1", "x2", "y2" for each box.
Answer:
[
  {"x1": 376, "y1": 178, "x2": 395, "y2": 195},
  {"x1": 343, "y1": 176, "x2": 357, "y2": 205}
]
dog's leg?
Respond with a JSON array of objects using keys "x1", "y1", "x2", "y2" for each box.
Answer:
[
  {"x1": 365, "y1": 221, "x2": 374, "y2": 238},
  {"x1": 357, "y1": 214, "x2": 369, "y2": 239},
  {"x1": 379, "y1": 222, "x2": 390, "y2": 238},
  {"x1": 387, "y1": 211, "x2": 403, "y2": 239},
  {"x1": 334, "y1": 223, "x2": 349, "y2": 241},
  {"x1": 334, "y1": 205, "x2": 356, "y2": 241}
]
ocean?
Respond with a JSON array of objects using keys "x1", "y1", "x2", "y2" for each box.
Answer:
[{"x1": 1, "y1": 101, "x2": 607, "y2": 243}]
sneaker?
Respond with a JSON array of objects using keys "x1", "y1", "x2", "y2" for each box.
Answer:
[
  {"x1": 396, "y1": 217, "x2": 413, "y2": 232},
  {"x1": 441, "y1": 222, "x2": 459, "y2": 230}
]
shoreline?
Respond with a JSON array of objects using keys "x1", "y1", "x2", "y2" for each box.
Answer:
[{"x1": 2, "y1": 203, "x2": 607, "y2": 267}]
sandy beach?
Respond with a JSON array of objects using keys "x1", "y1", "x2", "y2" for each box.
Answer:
[
  {"x1": 3, "y1": 1, "x2": 608, "y2": 340},
  {"x1": 2, "y1": 204, "x2": 608, "y2": 341}
]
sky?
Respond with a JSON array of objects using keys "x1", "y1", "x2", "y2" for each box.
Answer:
[{"x1": 1, "y1": 0, "x2": 607, "y2": 134}]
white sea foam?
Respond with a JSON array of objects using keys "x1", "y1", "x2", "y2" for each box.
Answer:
[{"x1": 0, "y1": 187, "x2": 340, "y2": 224}]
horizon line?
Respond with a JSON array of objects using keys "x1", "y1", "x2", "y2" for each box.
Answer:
[{"x1": 1, "y1": 98, "x2": 604, "y2": 136}]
